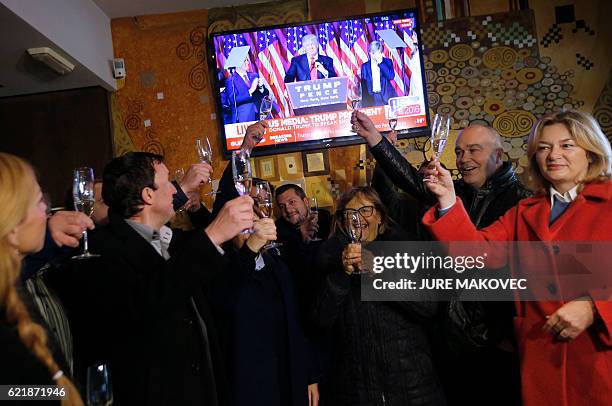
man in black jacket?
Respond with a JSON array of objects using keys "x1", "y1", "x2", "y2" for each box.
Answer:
[
  {"x1": 353, "y1": 110, "x2": 531, "y2": 405},
  {"x1": 52, "y1": 152, "x2": 254, "y2": 405}
]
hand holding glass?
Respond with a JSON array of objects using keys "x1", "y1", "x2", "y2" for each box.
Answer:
[{"x1": 72, "y1": 167, "x2": 99, "y2": 259}]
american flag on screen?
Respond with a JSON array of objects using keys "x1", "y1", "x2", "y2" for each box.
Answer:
[{"x1": 213, "y1": 16, "x2": 416, "y2": 119}]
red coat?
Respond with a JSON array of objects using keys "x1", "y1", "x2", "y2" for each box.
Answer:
[{"x1": 423, "y1": 181, "x2": 612, "y2": 406}]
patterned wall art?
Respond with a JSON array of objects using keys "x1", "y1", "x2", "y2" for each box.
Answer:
[
  {"x1": 414, "y1": 9, "x2": 586, "y2": 178},
  {"x1": 593, "y1": 70, "x2": 612, "y2": 142}
]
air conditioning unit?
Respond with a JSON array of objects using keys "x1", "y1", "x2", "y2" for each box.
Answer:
[{"x1": 27, "y1": 47, "x2": 75, "y2": 75}]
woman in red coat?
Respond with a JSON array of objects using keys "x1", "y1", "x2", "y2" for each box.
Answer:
[{"x1": 421, "y1": 110, "x2": 612, "y2": 406}]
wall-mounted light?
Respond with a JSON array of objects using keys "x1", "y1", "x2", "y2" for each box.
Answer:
[{"x1": 27, "y1": 47, "x2": 75, "y2": 75}]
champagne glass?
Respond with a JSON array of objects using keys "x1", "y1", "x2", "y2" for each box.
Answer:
[
  {"x1": 345, "y1": 211, "x2": 362, "y2": 244},
  {"x1": 431, "y1": 113, "x2": 451, "y2": 160},
  {"x1": 72, "y1": 167, "x2": 99, "y2": 259},
  {"x1": 195, "y1": 137, "x2": 220, "y2": 195},
  {"x1": 259, "y1": 95, "x2": 272, "y2": 121},
  {"x1": 86, "y1": 363, "x2": 113, "y2": 406},
  {"x1": 349, "y1": 83, "x2": 362, "y2": 133},
  {"x1": 344, "y1": 210, "x2": 363, "y2": 274},
  {"x1": 254, "y1": 180, "x2": 282, "y2": 250},
  {"x1": 423, "y1": 113, "x2": 451, "y2": 183},
  {"x1": 174, "y1": 168, "x2": 186, "y2": 213},
  {"x1": 309, "y1": 196, "x2": 322, "y2": 242},
  {"x1": 231, "y1": 149, "x2": 254, "y2": 234},
  {"x1": 350, "y1": 82, "x2": 362, "y2": 110},
  {"x1": 388, "y1": 108, "x2": 398, "y2": 131}
]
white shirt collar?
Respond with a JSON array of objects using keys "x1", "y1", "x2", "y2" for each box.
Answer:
[{"x1": 549, "y1": 184, "x2": 579, "y2": 207}]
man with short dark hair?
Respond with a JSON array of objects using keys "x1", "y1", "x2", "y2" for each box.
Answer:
[
  {"x1": 274, "y1": 183, "x2": 331, "y2": 332},
  {"x1": 53, "y1": 152, "x2": 254, "y2": 405}
]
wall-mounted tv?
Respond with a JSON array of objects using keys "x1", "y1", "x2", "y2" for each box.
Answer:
[{"x1": 209, "y1": 8, "x2": 429, "y2": 157}]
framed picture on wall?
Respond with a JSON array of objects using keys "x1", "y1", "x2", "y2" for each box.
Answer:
[
  {"x1": 254, "y1": 156, "x2": 280, "y2": 181},
  {"x1": 304, "y1": 175, "x2": 334, "y2": 208},
  {"x1": 302, "y1": 150, "x2": 330, "y2": 176},
  {"x1": 278, "y1": 152, "x2": 304, "y2": 180}
]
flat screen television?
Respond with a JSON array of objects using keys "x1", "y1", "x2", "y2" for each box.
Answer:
[{"x1": 209, "y1": 8, "x2": 429, "y2": 157}]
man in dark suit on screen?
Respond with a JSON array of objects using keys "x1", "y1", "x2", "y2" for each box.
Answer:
[
  {"x1": 360, "y1": 40, "x2": 397, "y2": 107},
  {"x1": 284, "y1": 34, "x2": 337, "y2": 83}
]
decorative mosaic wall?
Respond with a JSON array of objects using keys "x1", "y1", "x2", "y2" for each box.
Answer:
[{"x1": 418, "y1": 10, "x2": 583, "y2": 178}]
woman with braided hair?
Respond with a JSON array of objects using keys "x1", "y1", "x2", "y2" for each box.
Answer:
[{"x1": 0, "y1": 152, "x2": 83, "y2": 406}]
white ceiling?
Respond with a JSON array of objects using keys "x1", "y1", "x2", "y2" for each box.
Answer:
[
  {"x1": 92, "y1": 0, "x2": 267, "y2": 18},
  {"x1": 0, "y1": 3, "x2": 111, "y2": 97},
  {"x1": 0, "y1": 0, "x2": 267, "y2": 97}
]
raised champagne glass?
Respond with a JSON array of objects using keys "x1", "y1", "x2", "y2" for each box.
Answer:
[
  {"x1": 309, "y1": 196, "x2": 322, "y2": 242},
  {"x1": 254, "y1": 180, "x2": 282, "y2": 250},
  {"x1": 231, "y1": 149, "x2": 254, "y2": 234},
  {"x1": 388, "y1": 108, "x2": 398, "y2": 131},
  {"x1": 71, "y1": 167, "x2": 99, "y2": 259},
  {"x1": 259, "y1": 95, "x2": 272, "y2": 121},
  {"x1": 195, "y1": 137, "x2": 220, "y2": 195},
  {"x1": 344, "y1": 210, "x2": 363, "y2": 273},
  {"x1": 431, "y1": 113, "x2": 451, "y2": 160}
]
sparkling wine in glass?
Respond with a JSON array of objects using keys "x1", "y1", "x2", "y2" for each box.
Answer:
[
  {"x1": 431, "y1": 113, "x2": 451, "y2": 160},
  {"x1": 195, "y1": 137, "x2": 220, "y2": 195},
  {"x1": 72, "y1": 167, "x2": 99, "y2": 259},
  {"x1": 232, "y1": 150, "x2": 254, "y2": 234},
  {"x1": 309, "y1": 196, "x2": 322, "y2": 242},
  {"x1": 254, "y1": 180, "x2": 282, "y2": 250},
  {"x1": 259, "y1": 95, "x2": 272, "y2": 121},
  {"x1": 87, "y1": 363, "x2": 113, "y2": 406}
]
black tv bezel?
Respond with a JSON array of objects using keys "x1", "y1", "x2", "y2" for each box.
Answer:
[{"x1": 207, "y1": 7, "x2": 431, "y2": 158}]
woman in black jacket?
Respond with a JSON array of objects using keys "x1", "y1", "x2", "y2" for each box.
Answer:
[{"x1": 313, "y1": 186, "x2": 444, "y2": 406}]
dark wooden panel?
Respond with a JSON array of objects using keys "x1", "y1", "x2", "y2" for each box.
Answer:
[{"x1": 0, "y1": 86, "x2": 113, "y2": 207}]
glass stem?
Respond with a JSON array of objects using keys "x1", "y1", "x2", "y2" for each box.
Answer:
[{"x1": 83, "y1": 230, "x2": 89, "y2": 255}]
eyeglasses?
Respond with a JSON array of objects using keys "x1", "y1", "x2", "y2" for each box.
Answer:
[{"x1": 342, "y1": 206, "x2": 375, "y2": 218}]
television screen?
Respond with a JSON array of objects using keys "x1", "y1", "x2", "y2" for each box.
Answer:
[{"x1": 209, "y1": 8, "x2": 429, "y2": 156}]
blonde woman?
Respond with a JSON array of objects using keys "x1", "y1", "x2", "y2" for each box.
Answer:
[
  {"x1": 0, "y1": 152, "x2": 83, "y2": 405},
  {"x1": 422, "y1": 110, "x2": 612, "y2": 405}
]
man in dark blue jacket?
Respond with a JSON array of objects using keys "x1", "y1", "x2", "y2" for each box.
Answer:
[{"x1": 284, "y1": 34, "x2": 337, "y2": 83}]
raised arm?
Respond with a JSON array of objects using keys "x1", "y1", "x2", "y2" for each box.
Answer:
[{"x1": 352, "y1": 110, "x2": 435, "y2": 205}]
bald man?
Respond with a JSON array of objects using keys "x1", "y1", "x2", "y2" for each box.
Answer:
[{"x1": 353, "y1": 110, "x2": 530, "y2": 405}]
